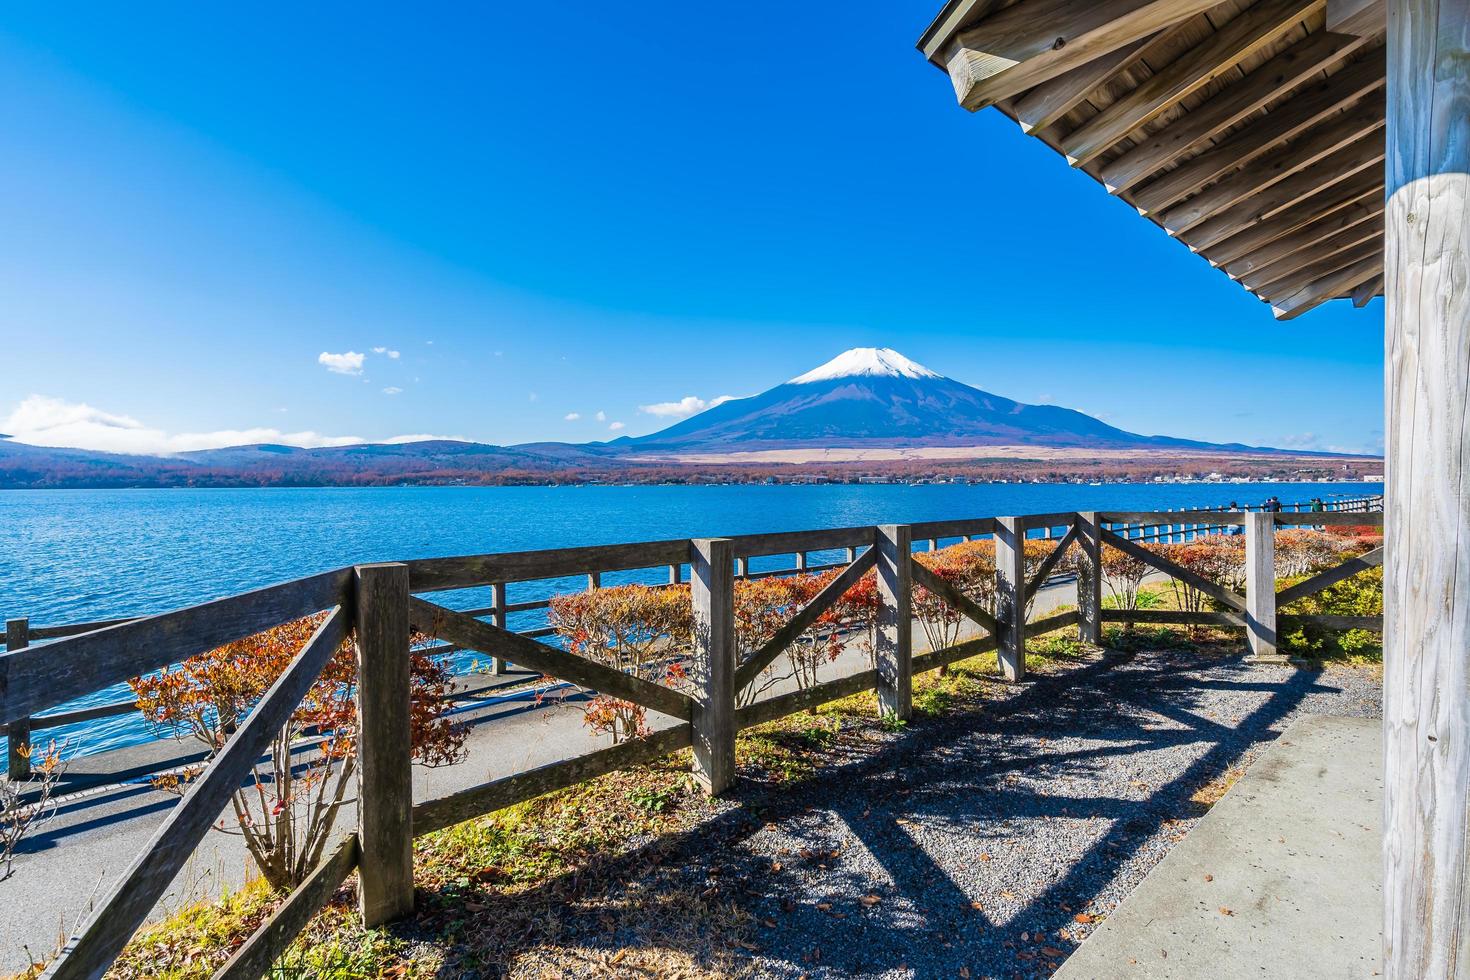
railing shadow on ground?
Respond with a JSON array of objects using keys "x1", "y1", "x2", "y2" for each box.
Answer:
[{"x1": 387, "y1": 645, "x2": 1342, "y2": 978}]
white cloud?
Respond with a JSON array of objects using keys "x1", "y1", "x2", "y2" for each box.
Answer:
[
  {"x1": 609, "y1": 421, "x2": 626, "y2": 432},
  {"x1": 371, "y1": 347, "x2": 401, "y2": 359},
  {"x1": 1, "y1": 395, "x2": 471, "y2": 455},
  {"x1": 318, "y1": 350, "x2": 365, "y2": 375},
  {"x1": 2, "y1": 395, "x2": 364, "y2": 454},
  {"x1": 638, "y1": 394, "x2": 737, "y2": 419},
  {"x1": 595, "y1": 411, "x2": 607, "y2": 422},
  {"x1": 564, "y1": 412, "x2": 581, "y2": 421},
  {"x1": 382, "y1": 387, "x2": 403, "y2": 396}
]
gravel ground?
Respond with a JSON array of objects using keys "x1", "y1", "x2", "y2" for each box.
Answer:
[{"x1": 497, "y1": 646, "x2": 1382, "y2": 980}]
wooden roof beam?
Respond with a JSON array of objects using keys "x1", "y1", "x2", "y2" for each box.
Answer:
[
  {"x1": 1326, "y1": 0, "x2": 1385, "y2": 36},
  {"x1": 943, "y1": 0, "x2": 1225, "y2": 111},
  {"x1": 1203, "y1": 171, "x2": 1383, "y2": 264},
  {"x1": 1270, "y1": 251, "x2": 1382, "y2": 319},
  {"x1": 1237, "y1": 213, "x2": 1383, "y2": 292},
  {"x1": 1099, "y1": 29, "x2": 1368, "y2": 193},
  {"x1": 1157, "y1": 90, "x2": 1385, "y2": 234},
  {"x1": 1251, "y1": 235, "x2": 1381, "y2": 298},
  {"x1": 1059, "y1": 0, "x2": 1324, "y2": 167},
  {"x1": 1011, "y1": 34, "x2": 1158, "y2": 134},
  {"x1": 1180, "y1": 130, "x2": 1384, "y2": 251},
  {"x1": 1130, "y1": 49, "x2": 1384, "y2": 215},
  {"x1": 1350, "y1": 273, "x2": 1381, "y2": 306},
  {"x1": 1218, "y1": 190, "x2": 1383, "y2": 277}
]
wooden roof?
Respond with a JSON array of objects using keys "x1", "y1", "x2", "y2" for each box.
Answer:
[{"x1": 918, "y1": 0, "x2": 1385, "y2": 319}]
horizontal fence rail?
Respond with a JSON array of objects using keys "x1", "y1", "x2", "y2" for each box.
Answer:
[{"x1": 4, "y1": 493, "x2": 1381, "y2": 978}]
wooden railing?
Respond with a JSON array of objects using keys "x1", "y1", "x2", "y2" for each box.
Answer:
[{"x1": 0, "y1": 493, "x2": 1381, "y2": 979}]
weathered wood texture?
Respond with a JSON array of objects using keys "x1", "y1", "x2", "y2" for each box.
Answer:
[
  {"x1": 736, "y1": 669, "x2": 881, "y2": 729},
  {"x1": 41, "y1": 605, "x2": 350, "y2": 980},
  {"x1": 876, "y1": 525, "x2": 914, "y2": 720},
  {"x1": 994, "y1": 517, "x2": 1026, "y2": 682},
  {"x1": 734, "y1": 546, "x2": 877, "y2": 689},
  {"x1": 1244, "y1": 513, "x2": 1281, "y2": 660},
  {"x1": 689, "y1": 538, "x2": 736, "y2": 795},
  {"x1": 918, "y1": 0, "x2": 1388, "y2": 317},
  {"x1": 0, "y1": 568, "x2": 352, "y2": 726},
  {"x1": 1276, "y1": 545, "x2": 1384, "y2": 605},
  {"x1": 1077, "y1": 512, "x2": 1104, "y2": 645},
  {"x1": 1382, "y1": 1, "x2": 1470, "y2": 974},
  {"x1": 353, "y1": 564, "x2": 415, "y2": 928},
  {"x1": 413, "y1": 724, "x2": 693, "y2": 836},
  {"x1": 405, "y1": 539, "x2": 688, "y2": 592},
  {"x1": 408, "y1": 598, "x2": 693, "y2": 720},
  {"x1": 944, "y1": 0, "x2": 1224, "y2": 110},
  {"x1": 6, "y1": 618, "x2": 30, "y2": 780},
  {"x1": 212, "y1": 835, "x2": 360, "y2": 980},
  {"x1": 911, "y1": 557, "x2": 1001, "y2": 635}
]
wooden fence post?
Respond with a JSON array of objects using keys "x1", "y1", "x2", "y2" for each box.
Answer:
[
  {"x1": 1244, "y1": 513, "x2": 1280, "y2": 662},
  {"x1": 690, "y1": 538, "x2": 735, "y2": 795},
  {"x1": 668, "y1": 562, "x2": 683, "y2": 585},
  {"x1": 875, "y1": 525, "x2": 913, "y2": 721},
  {"x1": 354, "y1": 562, "x2": 415, "y2": 927},
  {"x1": 1076, "y1": 513, "x2": 1102, "y2": 646},
  {"x1": 488, "y1": 583, "x2": 507, "y2": 675},
  {"x1": 995, "y1": 518, "x2": 1026, "y2": 681},
  {"x1": 6, "y1": 618, "x2": 31, "y2": 780}
]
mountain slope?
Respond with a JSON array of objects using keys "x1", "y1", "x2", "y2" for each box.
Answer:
[{"x1": 632, "y1": 348, "x2": 1261, "y2": 453}]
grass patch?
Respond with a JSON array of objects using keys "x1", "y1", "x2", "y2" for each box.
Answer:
[{"x1": 1190, "y1": 765, "x2": 1247, "y2": 810}]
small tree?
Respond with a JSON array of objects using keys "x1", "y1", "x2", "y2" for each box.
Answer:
[
  {"x1": 732, "y1": 572, "x2": 845, "y2": 704},
  {"x1": 131, "y1": 615, "x2": 466, "y2": 890},
  {"x1": 548, "y1": 584, "x2": 693, "y2": 741},
  {"x1": 1, "y1": 739, "x2": 68, "y2": 882},
  {"x1": 1101, "y1": 544, "x2": 1150, "y2": 626}
]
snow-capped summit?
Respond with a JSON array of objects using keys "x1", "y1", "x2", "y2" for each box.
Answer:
[
  {"x1": 631, "y1": 346, "x2": 1258, "y2": 454},
  {"x1": 788, "y1": 347, "x2": 942, "y2": 384}
]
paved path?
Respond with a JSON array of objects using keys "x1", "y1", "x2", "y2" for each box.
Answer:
[
  {"x1": 0, "y1": 575, "x2": 1086, "y2": 972},
  {"x1": 1054, "y1": 713, "x2": 1382, "y2": 979}
]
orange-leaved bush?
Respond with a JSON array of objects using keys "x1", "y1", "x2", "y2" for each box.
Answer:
[
  {"x1": 734, "y1": 571, "x2": 846, "y2": 703},
  {"x1": 548, "y1": 584, "x2": 693, "y2": 743},
  {"x1": 130, "y1": 614, "x2": 466, "y2": 890}
]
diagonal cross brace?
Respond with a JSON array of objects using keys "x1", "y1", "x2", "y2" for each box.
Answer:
[
  {"x1": 734, "y1": 547, "x2": 877, "y2": 689},
  {"x1": 910, "y1": 557, "x2": 1000, "y2": 636},
  {"x1": 409, "y1": 597, "x2": 693, "y2": 721},
  {"x1": 1099, "y1": 527, "x2": 1247, "y2": 612},
  {"x1": 1024, "y1": 523, "x2": 1080, "y2": 602},
  {"x1": 1275, "y1": 546, "x2": 1383, "y2": 607}
]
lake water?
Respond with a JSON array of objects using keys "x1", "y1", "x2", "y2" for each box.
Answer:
[{"x1": 0, "y1": 481, "x2": 1380, "y2": 758}]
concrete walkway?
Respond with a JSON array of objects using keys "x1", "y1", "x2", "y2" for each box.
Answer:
[{"x1": 1055, "y1": 713, "x2": 1382, "y2": 979}]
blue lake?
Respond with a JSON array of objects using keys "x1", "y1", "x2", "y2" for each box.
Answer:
[{"x1": 0, "y1": 481, "x2": 1380, "y2": 758}]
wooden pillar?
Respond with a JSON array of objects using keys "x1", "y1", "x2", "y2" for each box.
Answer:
[
  {"x1": 1076, "y1": 513, "x2": 1103, "y2": 646},
  {"x1": 488, "y1": 583, "x2": 507, "y2": 675},
  {"x1": 1384, "y1": 4, "x2": 1470, "y2": 973},
  {"x1": 586, "y1": 571, "x2": 601, "y2": 590},
  {"x1": 668, "y1": 562, "x2": 683, "y2": 585},
  {"x1": 6, "y1": 618, "x2": 31, "y2": 780},
  {"x1": 875, "y1": 525, "x2": 913, "y2": 720},
  {"x1": 1244, "y1": 512, "x2": 1280, "y2": 662},
  {"x1": 795, "y1": 551, "x2": 808, "y2": 572},
  {"x1": 995, "y1": 517, "x2": 1026, "y2": 681},
  {"x1": 689, "y1": 538, "x2": 735, "y2": 795},
  {"x1": 353, "y1": 562, "x2": 414, "y2": 927}
]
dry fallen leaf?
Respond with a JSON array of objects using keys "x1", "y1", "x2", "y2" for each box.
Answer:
[
  {"x1": 1203, "y1": 873, "x2": 1214, "y2": 882},
  {"x1": 1219, "y1": 907, "x2": 1234, "y2": 917},
  {"x1": 1074, "y1": 913, "x2": 1094, "y2": 924},
  {"x1": 610, "y1": 949, "x2": 628, "y2": 965},
  {"x1": 860, "y1": 894, "x2": 881, "y2": 907},
  {"x1": 979, "y1": 853, "x2": 992, "y2": 862},
  {"x1": 1042, "y1": 946, "x2": 1064, "y2": 958}
]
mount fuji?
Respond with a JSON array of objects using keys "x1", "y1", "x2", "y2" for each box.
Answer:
[{"x1": 629, "y1": 348, "x2": 1259, "y2": 454}]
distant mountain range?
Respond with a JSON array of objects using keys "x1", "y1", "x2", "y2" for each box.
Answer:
[{"x1": 0, "y1": 348, "x2": 1366, "y2": 488}]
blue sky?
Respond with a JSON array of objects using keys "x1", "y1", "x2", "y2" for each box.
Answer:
[{"x1": 0, "y1": 2, "x2": 1382, "y2": 455}]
